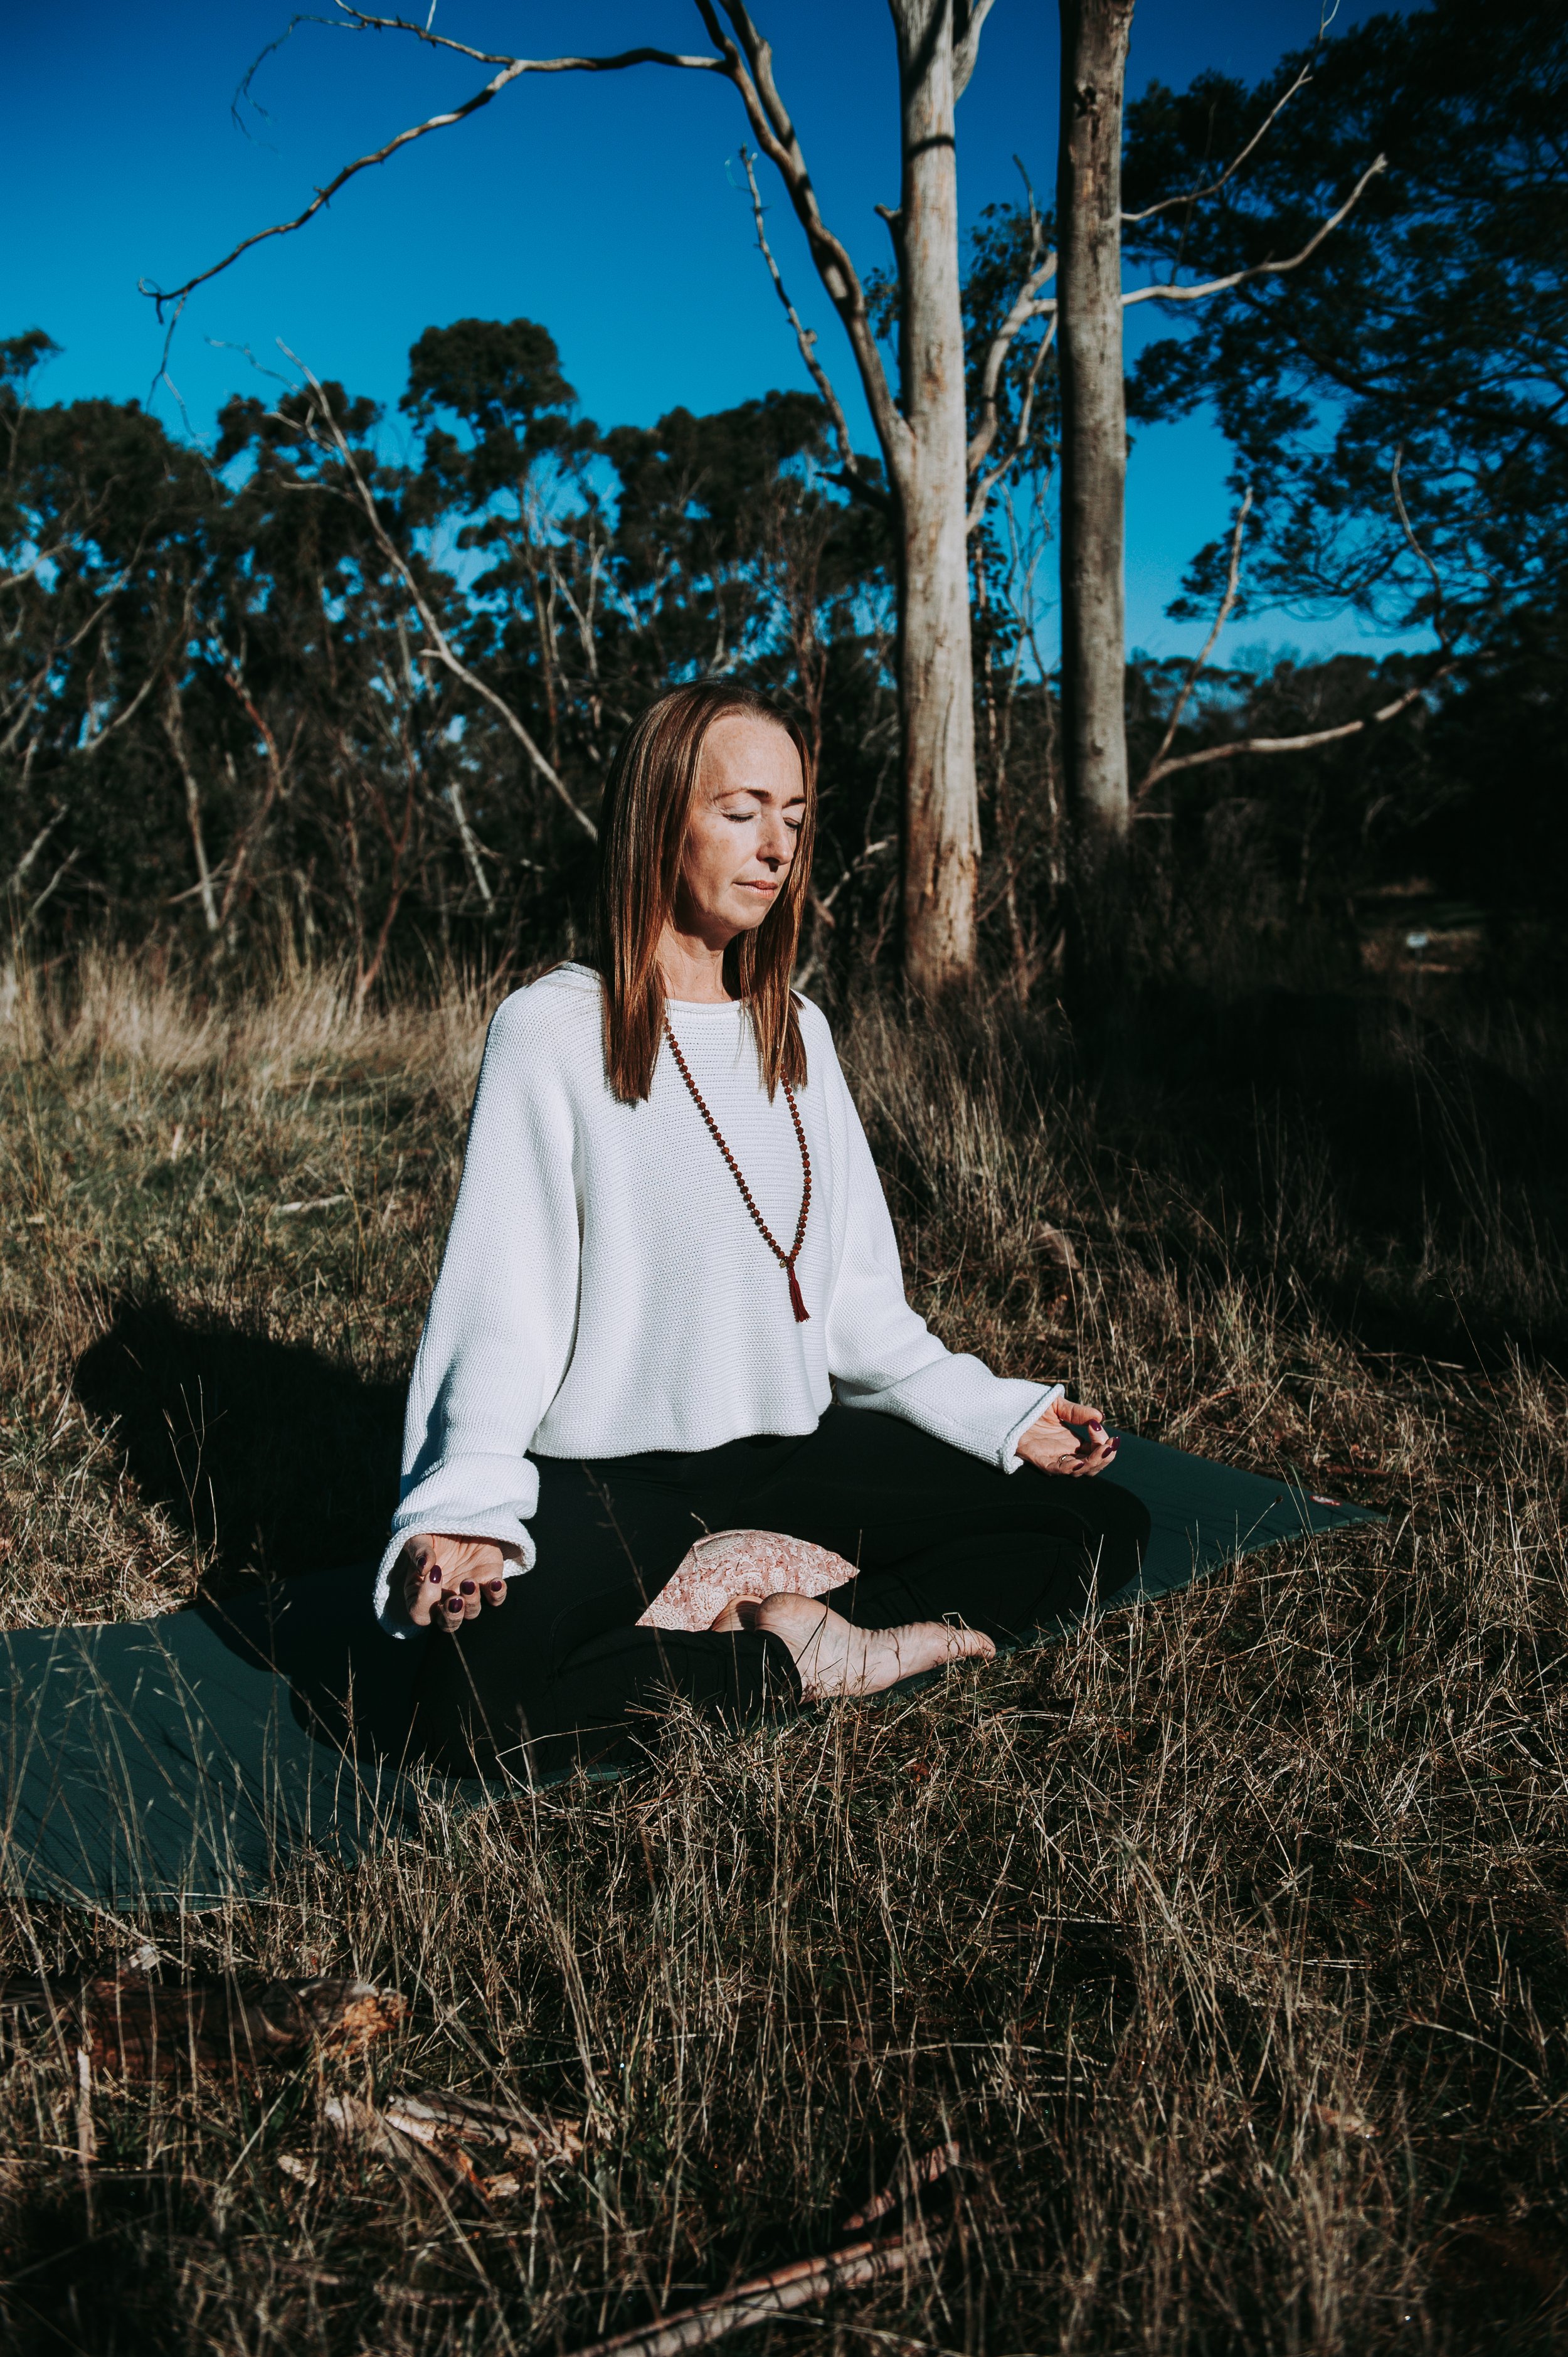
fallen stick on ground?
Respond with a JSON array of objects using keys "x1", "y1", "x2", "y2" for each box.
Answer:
[
  {"x1": 2, "y1": 1971, "x2": 407, "y2": 2080},
  {"x1": 321, "y1": 2085, "x2": 584, "y2": 2203},
  {"x1": 568, "y1": 2231, "x2": 936, "y2": 2357},
  {"x1": 322, "y1": 2093, "x2": 462, "y2": 2201},
  {"x1": 386, "y1": 2085, "x2": 585, "y2": 2165},
  {"x1": 842, "y1": 2138, "x2": 961, "y2": 2231}
]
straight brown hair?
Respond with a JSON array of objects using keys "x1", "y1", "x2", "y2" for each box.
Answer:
[{"x1": 593, "y1": 681, "x2": 815, "y2": 1104}]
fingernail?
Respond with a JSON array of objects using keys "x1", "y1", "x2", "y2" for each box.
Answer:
[
  {"x1": 428, "y1": 1567, "x2": 442, "y2": 1583},
  {"x1": 444, "y1": 1594, "x2": 463, "y2": 1611},
  {"x1": 460, "y1": 1580, "x2": 476, "y2": 1595},
  {"x1": 485, "y1": 1578, "x2": 504, "y2": 1594}
]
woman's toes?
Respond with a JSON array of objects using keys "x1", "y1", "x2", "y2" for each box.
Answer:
[
  {"x1": 753, "y1": 1595, "x2": 994, "y2": 1700},
  {"x1": 862, "y1": 1620, "x2": 993, "y2": 1689}
]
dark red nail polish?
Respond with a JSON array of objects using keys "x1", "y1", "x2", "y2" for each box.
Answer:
[
  {"x1": 460, "y1": 1580, "x2": 476, "y2": 1595},
  {"x1": 428, "y1": 1567, "x2": 442, "y2": 1583}
]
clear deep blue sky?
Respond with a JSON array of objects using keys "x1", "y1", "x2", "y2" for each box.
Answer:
[{"x1": 4, "y1": 1, "x2": 1402, "y2": 660}]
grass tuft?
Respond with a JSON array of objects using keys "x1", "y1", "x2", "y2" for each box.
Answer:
[{"x1": 0, "y1": 952, "x2": 1563, "y2": 2352}]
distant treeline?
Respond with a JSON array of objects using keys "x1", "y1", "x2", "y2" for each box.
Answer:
[{"x1": 1, "y1": 299, "x2": 1562, "y2": 999}]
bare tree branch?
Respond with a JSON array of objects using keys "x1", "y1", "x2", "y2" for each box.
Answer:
[
  {"x1": 0, "y1": 524, "x2": 98, "y2": 596},
  {"x1": 1138, "y1": 670, "x2": 1447, "y2": 791},
  {"x1": 736, "y1": 147, "x2": 886, "y2": 509},
  {"x1": 215, "y1": 662, "x2": 299, "y2": 924},
  {"x1": 72, "y1": 620, "x2": 185, "y2": 757},
  {"x1": 4, "y1": 809, "x2": 65, "y2": 899},
  {"x1": 967, "y1": 316, "x2": 1057, "y2": 532},
  {"x1": 953, "y1": 0, "x2": 997, "y2": 101},
  {"x1": 1390, "y1": 440, "x2": 1452, "y2": 652},
  {"x1": 966, "y1": 163, "x2": 1057, "y2": 482},
  {"x1": 1121, "y1": 156, "x2": 1387, "y2": 308},
  {"x1": 1120, "y1": 1, "x2": 1338, "y2": 225},
  {"x1": 570, "y1": 2231, "x2": 936, "y2": 2357},
  {"x1": 0, "y1": 546, "x2": 157, "y2": 760},
  {"x1": 282, "y1": 348, "x2": 598, "y2": 843},
  {"x1": 694, "y1": 1, "x2": 913, "y2": 492},
  {"x1": 13, "y1": 848, "x2": 78, "y2": 934},
  {"x1": 146, "y1": 0, "x2": 911, "y2": 515},
  {"x1": 1135, "y1": 485, "x2": 1253, "y2": 799},
  {"x1": 440, "y1": 762, "x2": 499, "y2": 912},
  {"x1": 163, "y1": 666, "x2": 221, "y2": 935},
  {"x1": 1138, "y1": 462, "x2": 1454, "y2": 795},
  {"x1": 142, "y1": 33, "x2": 724, "y2": 317}
]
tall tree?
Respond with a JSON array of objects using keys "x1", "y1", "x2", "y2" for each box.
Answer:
[
  {"x1": 1047, "y1": 1, "x2": 1385, "y2": 854},
  {"x1": 1056, "y1": 0, "x2": 1135, "y2": 863},
  {"x1": 881, "y1": 0, "x2": 983, "y2": 989},
  {"x1": 149, "y1": 1, "x2": 1046, "y2": 993}
]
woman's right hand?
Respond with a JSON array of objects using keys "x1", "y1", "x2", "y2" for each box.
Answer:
[
  {"x1": 403, "y1": 1533, "x2": 509, "y2": 1629},
  {"x1": 1016, "y1": 1398, "x2": 1119, "y2": 1477}
]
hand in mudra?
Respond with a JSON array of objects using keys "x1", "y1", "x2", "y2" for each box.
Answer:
[
  {"x1": 1016, "y1": 1397, "x2": 1118, "y2": 1478},
  {"x1": 403, "y1": 1533, "x2": 509, "y2": 1629}
]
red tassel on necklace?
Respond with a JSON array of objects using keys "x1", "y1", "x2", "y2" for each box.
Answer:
[{"x1": 787, "y1": 1264, "x2": 809, "y2": 1323}]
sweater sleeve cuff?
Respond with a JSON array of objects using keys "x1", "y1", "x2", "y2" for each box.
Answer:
[
  {"x1": 999, "y1": 1383, "x2": 1065, "y2": 1473},
  {"x1": 375, "y1": 1450, "x2": 539, "y2": 1635}
]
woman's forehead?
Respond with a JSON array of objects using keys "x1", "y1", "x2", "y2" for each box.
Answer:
[{"x1": 699, "y1": 717, "x2": 805, "y2": 792}]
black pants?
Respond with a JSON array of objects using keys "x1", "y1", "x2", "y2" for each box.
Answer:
[{"x1": 414, "y1": 1407, "x2": 1149, "y2": 1780}]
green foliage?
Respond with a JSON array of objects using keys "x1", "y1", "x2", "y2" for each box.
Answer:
[
  {"x1": 599, "y1": 390, "x2": 891, "y2": 698},
  {"x1": 1122, "y1": 0, "x2": 1568, "y2": 646},
  {"x1": 4, "y1": 25, "x2": 1567, "y2": 999},
  {"x1": 0, "y1": 324, "x2": 904, "y2": 982},
  {"x1": 401, "y1": 315, "x2": 584, "y2": 479}
]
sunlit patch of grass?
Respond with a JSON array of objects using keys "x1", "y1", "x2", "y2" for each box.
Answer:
[{"x1": 0, "y1": 952, "x2": 1563, "y2": 2353}]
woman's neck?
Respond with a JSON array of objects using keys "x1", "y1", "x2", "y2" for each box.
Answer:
[{"x1": 656, "y1": 919, "x2": 736, "y2": 1004}]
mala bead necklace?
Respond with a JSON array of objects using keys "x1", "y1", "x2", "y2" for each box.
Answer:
[{"x1": 662, "y1": 1016, "x2": 812, "y2": 1322}]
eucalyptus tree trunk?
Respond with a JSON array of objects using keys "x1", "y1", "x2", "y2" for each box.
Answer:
[
  {"x1": 1056, "y1": 0, "x2": 1135, "y2": 858},
  {"x1": 888, "y1": 0, "x2": 980, "y2": 994}
]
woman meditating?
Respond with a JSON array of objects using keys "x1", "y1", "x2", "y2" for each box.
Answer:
[{"x1": 378, "y1": 681, "x2": 1148, "y2": 1779}]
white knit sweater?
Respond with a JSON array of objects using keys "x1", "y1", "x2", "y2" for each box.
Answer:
[{"x1": 374, "y1": 965, "x2": 1062, "y2": 1630}]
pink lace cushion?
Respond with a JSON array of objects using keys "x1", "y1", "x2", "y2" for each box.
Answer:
[{"x1": 635, "y1": 1528, "x2": 857, "y2": 1633}]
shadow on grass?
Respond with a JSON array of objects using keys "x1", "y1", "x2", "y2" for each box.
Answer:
[{"x1": 73, "y1": 1297, "x2": 404, "y2": 1588}]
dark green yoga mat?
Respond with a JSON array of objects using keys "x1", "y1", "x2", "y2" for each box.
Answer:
[{"x1": 0, "y1": 1438, "x2": 1377, "y2": 1907}]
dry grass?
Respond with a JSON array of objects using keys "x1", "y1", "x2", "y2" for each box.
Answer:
[{"x1": 0, "y1": 952, "x2": 1564, "y2": 2354}]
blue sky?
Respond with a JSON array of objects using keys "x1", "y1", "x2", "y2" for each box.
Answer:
[{"x1": 4, "y1": 0, "x2": 1410, "y2": 662}]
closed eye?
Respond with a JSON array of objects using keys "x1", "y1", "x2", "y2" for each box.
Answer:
[{"x1": 722, "y1": 802, "x2": 807, "y2": 827}]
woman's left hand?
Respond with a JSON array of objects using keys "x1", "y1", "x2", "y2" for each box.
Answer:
[
  {"x1": 1016, "y1": 1397, "x2": 1119, "y2": 1477},
  {"x1": 402, "y1": 1533, "x2": 510, "y2": 1628}
]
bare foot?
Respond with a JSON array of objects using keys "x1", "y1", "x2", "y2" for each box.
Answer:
[{"x1": 747, "y1": 1592, "x2": 995, "y2": 1700}]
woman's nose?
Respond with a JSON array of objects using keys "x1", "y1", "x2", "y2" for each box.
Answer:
[{"x1": 758, "y1": 814, "x2": 793, "y2": 867}]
